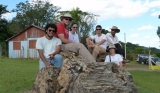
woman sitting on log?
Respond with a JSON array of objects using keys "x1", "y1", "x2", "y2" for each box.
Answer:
[{"x1": 104, "y1": 44, "x2": 123, "y2": 68}]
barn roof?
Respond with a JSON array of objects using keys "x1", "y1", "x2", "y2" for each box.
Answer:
[{"x1": 6, "y1": 24, "x2": 44, "y2": 41}]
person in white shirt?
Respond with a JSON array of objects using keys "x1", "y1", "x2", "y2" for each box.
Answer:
[
  {"x1": 69, "y1": 22, "x2": 79, "y2": 43},
  {"x1": 105, "y1": 44, "x2": 123, "y2": 68},
  {"x1": 36, "y1": 24, "x2": 63, "y2": 70},
  {"x1": 86, "y1": 25, "x2": 107, "y2": 60},
  {"x1": 106, "y1": 26, "x2": 124, "y2": 58}
]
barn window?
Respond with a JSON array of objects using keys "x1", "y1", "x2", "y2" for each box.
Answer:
[
  {"x1": 13, "y1": 42, "x2": 21, "y2": 50},
  {"x1": 29, "y1": 40, "x2": 36, "y2": 49}
]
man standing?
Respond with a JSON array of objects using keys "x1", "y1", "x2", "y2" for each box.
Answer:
[
  {"x1": 54, "y1": 13, "x2": 96, "y2": 62},
  {"x1": 36, "y1": 24, "x2": 63, "y2": 70},
  {"x1": 86, "y1": 25, "x2": 107, "y2": 60},
  {"x1": 106, "y1": 26, "x2": 124, "y2": 58}
]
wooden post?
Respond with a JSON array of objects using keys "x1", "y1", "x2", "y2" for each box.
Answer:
[{"x1": 124, "y1": 33, "x2": 126, "y2": 59}]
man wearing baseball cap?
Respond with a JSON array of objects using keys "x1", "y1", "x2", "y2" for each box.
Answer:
[{"x1": 54, "y1": 13, "x2": 96, "y2": 62}]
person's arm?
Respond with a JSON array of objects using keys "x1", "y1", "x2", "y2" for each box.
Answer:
[
  {"x1": 86, "y1": 37, "x2": 93, "y2": 45},
  {"x1": 58, "y1": 34, "x2": 74, "y2": 44},
  {"x1": 119, "y1": 61, "x2": 123, "y2": 68},
  {"x1": 38, "y1": 49, "x2": 51, "y2": 66},
  {"x1": 96, "y1": 39, "x2": 106, "y2": 46},
  {"x1": 49, "y1": 39, "x2": 62, "y2": 59},
  {"x1": 115, "y1": 36, "x2": 119, "y2": 44},
  {"x1": 106, "y1": 35, "x2": 116, "y2": 44},
  {"x1": 49, "y1": 45, "x2": 61, "y2": 59},
  {"x1": 36, "y1": 39, "x2": 51, "y2": 66},
  {"x1": 118, "y1": 54, "x2": 123, "y2": 68}
]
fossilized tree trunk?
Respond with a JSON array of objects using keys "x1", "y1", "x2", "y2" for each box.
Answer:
[{"x1": 32, "y1": 51, "x2": 137, "y2": 93}]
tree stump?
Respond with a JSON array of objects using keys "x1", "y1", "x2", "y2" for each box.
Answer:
[{"x1": 32, "y1": 51, "x2": 137, "y2": 93}]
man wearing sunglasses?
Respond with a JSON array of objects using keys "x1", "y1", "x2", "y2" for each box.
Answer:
[
  {"x1": 106, "y1": 26, "x2": 125, "y2": 59},
  {"x1": 86, "y1": 25, "x2": 107, "y2": 60},
  {"x1": 36, "y1": 24, "x2": 63, "y2": 70},
  {"x1": 54, "y1": 13, "x2": 96, "y2": 62}
]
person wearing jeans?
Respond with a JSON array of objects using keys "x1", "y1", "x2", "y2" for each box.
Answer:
[{"x1": 36, "y1": 24, "x2": 63, "y2": 70}]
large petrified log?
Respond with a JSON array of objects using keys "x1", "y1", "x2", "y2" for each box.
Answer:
[{"x1": 32, "y1": 51, "x2": 137, "y2": 93}]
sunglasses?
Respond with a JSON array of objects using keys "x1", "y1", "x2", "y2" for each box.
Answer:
[
  {"x1": 72, "y1": 27, "x2": 78, "y2": 29},
  {"x1": 111, "y1": 29, "x2": 117, "y2": 31},
  {"x1": 48, "y1": 30, "x2": 56, "y2": 33},
  {"x1": 96, "y1": 29, "x2": 101, "y2": 30},
  {"x1": 65, "y1": 18, "x2": 72, "y2": 21}
]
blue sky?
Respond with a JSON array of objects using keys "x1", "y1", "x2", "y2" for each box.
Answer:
[{"x1": 1, "y1": 0, "x2": 160, "y2": 49}]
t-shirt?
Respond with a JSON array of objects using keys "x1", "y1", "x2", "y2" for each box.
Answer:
[
  {"x1": 69, "y1": 31, "x2": 79, "y2": 43},
  {"x1": 104, "y1": 54, "x2": 123, "y2": 65},
  {"x1": 36, "y1": 36, "x2": 62, "y2": 58},
  {"x1": 106, "y1": 33, "x2": 119, "y2": 45},
  {"x1": 54, "y1": 22, "x2": 69, "y2": 39},
  {"x1": 90, "y1": 34, "x2": 107, "y2": 49}
]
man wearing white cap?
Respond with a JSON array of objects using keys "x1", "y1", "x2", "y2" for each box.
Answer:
[{"x1": 54, "y1": 13, "x2": 96, "y2": 62}]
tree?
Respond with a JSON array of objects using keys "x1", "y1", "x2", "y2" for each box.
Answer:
[
  {"x1": 9, "y1": 0, "x2": 61, "y2": 33},
  {"x1": 0, "y1": 4, "x2": 12, "y2": 56},
  {"x1": 57, "y1": 7, "x2": 98, "y2": 45}
]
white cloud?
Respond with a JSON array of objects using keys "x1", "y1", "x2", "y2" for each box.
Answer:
[
  {"x1": 130, "y1": 33, "x2": 139, "y2": 38},
  {"x1": 152, "y1": 37, "x2": 159, "y2": 42},
  {"x1": 144, "y1": 35, "x2": 151, "y2": 38},
  {"x1": 132, "y1": 41, "x2": 138, "y2": 44},
  {"x1": 137, "y1": 25, "x2": 154, "y2": 30},
  {"x1": 2, "y1": 12, "x2": 16, "y2": 20},
  {"x1": 105, "y1": 26, "x2": 111, "y2": 31},
  {"x1": 44, "y1": 0, "x2": 159, "y2": 21},
  {"x1": 151, "y1": 11, "x2": 160, "y2": 16}
]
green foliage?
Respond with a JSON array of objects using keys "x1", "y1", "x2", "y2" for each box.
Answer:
[
  {"x1": 57, "y1": 7, "x2": 98, "y2": 44},
  {"x1": 9, "y1": 0, "x2": 60, "y2": 33},
  {"x1": 0, "y1": 4, "x2": 13, "y2": 56},
  {"x1": 119, "y1": 41, "x2": 160, "y2": 60},
  {"x1": 0, "y1": 58, "x2": 38, "y2": 93}
]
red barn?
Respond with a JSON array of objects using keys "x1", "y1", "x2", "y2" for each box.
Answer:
[{"x1": 6, "y1": 25, "x2": 45, "y2": 58}]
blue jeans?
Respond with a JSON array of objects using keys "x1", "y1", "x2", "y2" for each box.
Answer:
[{"x1": 39, "y1": 54, "x2": 63, "y2": 70}]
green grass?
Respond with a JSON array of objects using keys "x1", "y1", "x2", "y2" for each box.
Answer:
[
  {"x1": 0, "y1": 58, "x2": 160, "y2": 93},
  {"x1": 129, "y1": 70, "x2": 160, "y2": 93},
  {"x1": 0, "y1": 57, "x2": 38, "y2": 93}
]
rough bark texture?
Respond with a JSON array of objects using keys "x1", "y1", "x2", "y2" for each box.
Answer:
[{"x1": 32, "y1": 51, "x2": 137, "y2": 93}]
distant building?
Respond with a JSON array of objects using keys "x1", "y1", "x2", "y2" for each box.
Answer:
[{"x1": 6, "y1": 25, "x2": 45, "y2": 58}]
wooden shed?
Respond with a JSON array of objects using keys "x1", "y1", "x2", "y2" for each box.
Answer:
[{"x1": 6, "y1": 25, "x2": 45, "y2": 58}]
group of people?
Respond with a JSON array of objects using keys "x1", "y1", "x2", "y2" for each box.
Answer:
[{"x1": 36, "y1": 13, "x2": 126, "y2": 70}]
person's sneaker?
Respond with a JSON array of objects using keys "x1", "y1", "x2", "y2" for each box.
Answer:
[{"x1": 123, "y1": 59, "x2": 130, "y2": 63}]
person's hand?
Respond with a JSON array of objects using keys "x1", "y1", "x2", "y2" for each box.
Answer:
[
  {"x1": 45, "y1": 62, "x2": 51, "y2": 67},
  {"x1": 87, "y1": 45, "x2": 93, "y2": 48},
  {"x1": 49, "y1": 54, "x2": 55, "y2": 59}
]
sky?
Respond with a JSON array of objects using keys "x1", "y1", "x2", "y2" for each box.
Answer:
[{"x1": 1, "y1": 0, "x2": 160, "y2": 49}]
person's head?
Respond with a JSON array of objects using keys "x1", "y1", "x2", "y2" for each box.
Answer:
[
  {"x1": 60, "y1": 13, "x2": 73, "y2": 26},
  {"x1": 45, "y1": 23, "x2": 57, "y2": 38},
  {"x1": 108, "y1": 44, "x2": 116, "y2": 54},
  {"x1": 96, "y1": 25, "x2": 102, "y2": 34},
  {"x1": 110, "y1": 26, "x2": 120, "y2": 35},
  {"x1": 70, "y1": 22, "x2": 78, "y2": 32}
]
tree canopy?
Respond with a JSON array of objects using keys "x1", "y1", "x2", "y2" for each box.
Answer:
[{"x1": 9, "y1": 0, "x2": 60, "y2": 33}]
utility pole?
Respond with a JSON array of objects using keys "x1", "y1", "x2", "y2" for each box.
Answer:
[{"x1": 124, "y1": 33, "x2": 126, "y2": 59}]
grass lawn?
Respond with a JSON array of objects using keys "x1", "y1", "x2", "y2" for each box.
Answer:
[
  {"x1": 129, "y1": 70, "x2": 160, "y2": 93},
  {"x1": 0, "y1": 57, "x2": 38, "y2": 93},
  {"x1": 0, "y1": 58, "x2": 160, "y2": 93}
]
